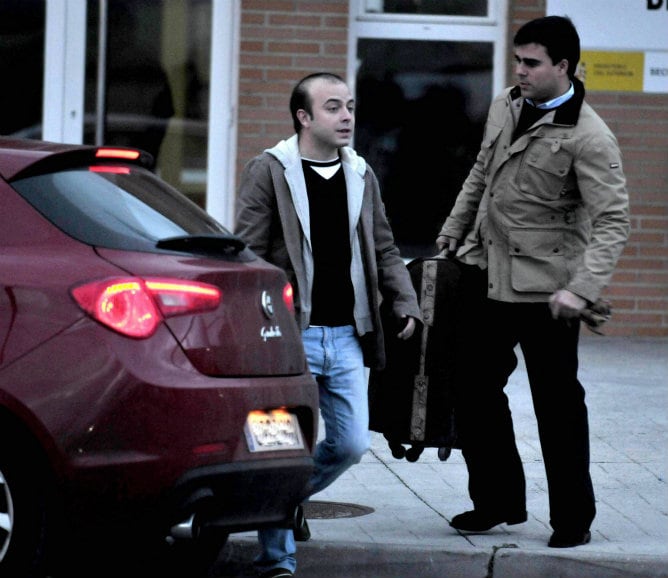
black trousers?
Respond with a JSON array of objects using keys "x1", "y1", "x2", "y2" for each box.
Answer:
[{"x1": 453, "y1": 266, "x2": 596, "y2": 533}]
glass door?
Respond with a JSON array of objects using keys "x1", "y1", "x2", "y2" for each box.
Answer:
[
  {"x1": 349, "y1": 0, "x2": 508, "y2": 257},
  {"x1": 30, "y1": 0, "x2": 238, "y2": 227},
  {"x1": 84, "y1": 0, "x2": 211, "y2": 208},
  {"x1": 0, "y1": 0, "x2": 46, "y2": 139}
]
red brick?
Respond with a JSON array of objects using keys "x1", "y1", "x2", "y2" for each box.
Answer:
[
  {"x1": 267, "y1": 41, "x2": 321, "y2": 53},
  {"x1": 268, "y1": 14, "x2": 322, "y2": 26}
]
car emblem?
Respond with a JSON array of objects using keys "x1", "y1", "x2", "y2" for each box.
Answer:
[
  {"x1": 260, "y1": 325, "x2": 282, "y2": 341},
  {"x1": 261, "y1": 290, "x2": 274, "y2": 318}
]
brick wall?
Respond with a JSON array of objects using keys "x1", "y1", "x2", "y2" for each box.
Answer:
[
  {"x1": 588, "y1": 94, "x2": 668, "y2": 336},
  {"x1": 238, "y1": 0, "x2": 349, "y2": 176},
  {"x1": 237, "y1": 0, "x2": 668, "y2": 336}
]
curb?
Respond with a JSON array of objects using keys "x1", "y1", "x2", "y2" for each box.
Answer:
[{"x1": 219, "y1": 539, "x2": 668, "y2": 578}]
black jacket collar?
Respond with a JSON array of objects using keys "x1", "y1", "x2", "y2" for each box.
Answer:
[{"x1": 510, "y1": 78, "x2": 585, "y2": 126}]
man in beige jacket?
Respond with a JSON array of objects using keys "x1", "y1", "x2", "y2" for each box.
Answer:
[{"x1": 437, "y1": 16, "x2": 630, "y2": 548}]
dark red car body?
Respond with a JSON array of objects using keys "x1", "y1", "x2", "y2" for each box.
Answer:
[{"x1": 0, "y1": 139, "x2": 318, "y2": 575}]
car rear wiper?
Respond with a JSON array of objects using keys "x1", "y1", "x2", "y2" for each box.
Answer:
[{"x1": 156, "y1": 234, "x2": 247, "y2": 256}]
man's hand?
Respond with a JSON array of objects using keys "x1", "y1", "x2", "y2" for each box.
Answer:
[
  {"x1": 548, "y1": 289, "x2": 587, "y2": 320},
  {"x1": 435, "y1": 235, "x2": 458, "y2": 254},
  {"x1": 397, "y1": 316, "x2": 416, "y2": 340}
]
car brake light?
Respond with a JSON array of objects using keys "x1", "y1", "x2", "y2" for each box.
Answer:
[
  {"x1": 71, "y1": 277, "x2": 221, "y2": 339},
  {"x1": 95, "y1": 147, "x2": 141, "y2": 160},
  {"x1": 89, "y1": 165, "x2": 131, "y2": 174},
  {"x1": 283, "y1": 282, "x2": 295, "y2": 313}
]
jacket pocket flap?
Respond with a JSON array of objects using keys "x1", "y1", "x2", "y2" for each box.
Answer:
[
  {"x1": 509, "y1": 228, "x2": 563, "y2": 256},
  {"x1": 524, "y1": 140, "x2": 571, "y2": 177}
]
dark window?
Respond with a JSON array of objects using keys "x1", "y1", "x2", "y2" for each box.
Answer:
[
  {"x1": 366, "y1": 0, "x2": 487, "y2": 17},
  {"x1": 355, "y1": 38, "x2": 492, "y2": 257},
  {"x1": 0, "y1": 0, "x2": 45, "y2": 137}
]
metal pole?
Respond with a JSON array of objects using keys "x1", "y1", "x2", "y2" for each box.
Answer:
[{"x1": 95, "y1": 0, "x2": 108, "y2": 146}]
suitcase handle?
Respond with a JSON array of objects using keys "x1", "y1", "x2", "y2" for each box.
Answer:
[{"x1": 435, "y1": 248, "x2": 457, "y2": 260}]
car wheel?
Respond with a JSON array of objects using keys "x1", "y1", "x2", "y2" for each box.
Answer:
[{"x1": 0, "y1": 432, "x2": 49, "y2": 577}]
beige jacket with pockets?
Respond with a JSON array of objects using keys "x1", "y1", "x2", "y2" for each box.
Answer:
[{"x1": 441, "y1": 81, "x2": 630, "y2": 304}]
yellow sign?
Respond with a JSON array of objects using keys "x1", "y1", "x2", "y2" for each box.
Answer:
[{"x1": 577, "y1": 51, "x2": 645, "y2": 92}]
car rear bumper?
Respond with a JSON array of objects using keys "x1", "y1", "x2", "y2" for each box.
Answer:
[
  {"x1": 61, "y1": 455, "x2": 314, "y2": 535},
  {"x1": 171, "y1": 456, "x2": 314, "y2": 534}
]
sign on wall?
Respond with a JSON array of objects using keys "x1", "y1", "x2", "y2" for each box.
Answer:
[{"x1": 546, "y1": 0, "x2": 668, "y2": 93}]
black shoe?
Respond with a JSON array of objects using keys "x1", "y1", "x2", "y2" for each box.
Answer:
[
  {"x1": 258, "y1": 568, "x2": 294, "y2": 578},
  {"x1": 293, "y1": 504, "x2": 311, "y2": 542},
  {"x1": 450, "y1": 509, "x2": 527, "y2": 532},
  {"x1": 548, "y1": 530, "x2": 591, "y2": 548}
]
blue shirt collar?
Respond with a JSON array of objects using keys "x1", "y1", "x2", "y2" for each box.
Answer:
[{"x1": 526, "y1": 82, "x2": 575, "y2": 110}]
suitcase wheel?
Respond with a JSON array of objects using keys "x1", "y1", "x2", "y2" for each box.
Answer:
[
  {"x1": 438, "y1": 446, "x2": 452, "y2": 461},
  {"x1": 389, "y1": 442, "x2": 406, "y2": 460},
  {"x1": 405, "y1": 446, "x2": 423, "y2": 462}
]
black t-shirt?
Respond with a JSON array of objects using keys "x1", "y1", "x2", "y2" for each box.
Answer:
[{"x1": 302, "y1": 158, "x2": 355, "y2": 326}]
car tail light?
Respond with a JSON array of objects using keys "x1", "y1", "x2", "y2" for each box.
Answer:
[
  {"x1": 283, "y1": 282, "x2": 295, "y2": 313},
  {"x1": 71, "y1": 277, "x2": 221, "y2": 338},
  {"x1": 95, "y1": 147, "x2": 141, "y2": 160},
  {"x1": 89, "y1": 165, "x2": 131, "y2": 174}
]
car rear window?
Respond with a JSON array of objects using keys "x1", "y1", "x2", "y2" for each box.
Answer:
[{"x1": 11, "y1": 165, "x2": 231, "y2": 252}]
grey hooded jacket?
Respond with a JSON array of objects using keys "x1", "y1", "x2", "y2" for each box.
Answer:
[{"x1": 234, "y1": 134, "x2": 421, "y2": 370}]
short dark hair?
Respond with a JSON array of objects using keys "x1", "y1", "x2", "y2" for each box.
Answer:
[
  {"x1": 289, "y1": 72, "x2": 346, "y2": 133},
  {"x1": 514, "y1": 16, "x2": 580, "y2": 78}
]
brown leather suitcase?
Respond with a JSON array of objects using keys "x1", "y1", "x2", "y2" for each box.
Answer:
[{"x1": 369, "y1": 254, "x2": 468, "y2": 462}]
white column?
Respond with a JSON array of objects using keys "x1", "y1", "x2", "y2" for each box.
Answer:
[
  {"x1": 43, "y1": 0, "x2": 87, "y2": 144},
  {"x1": 205, "y1": 0, "x2": 240, "y2": 228}
]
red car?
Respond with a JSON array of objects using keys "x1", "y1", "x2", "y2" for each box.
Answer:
[{"x1": 0, "y1": 138, "x2": 318, "y2": 576}]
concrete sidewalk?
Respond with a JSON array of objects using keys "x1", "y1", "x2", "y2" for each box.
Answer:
[{"x1": 217, "y1": 336, "x2": 668, "y2": 578}]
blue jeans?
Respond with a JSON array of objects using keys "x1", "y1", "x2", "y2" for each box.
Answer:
[{"x1": 255, "y1": 325, "x2": 370, "y2": 574}]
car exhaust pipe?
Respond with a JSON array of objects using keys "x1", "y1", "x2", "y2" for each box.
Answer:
[
  {"x1": 169, "y1": 488, "x2": 216, "y2": 541},
  {"x1": 168, "y1": 497, "x2": 308, "y2": 542},
  {"x1": 291, "y1": 504, "x2": 311, "y2": 542},
  {"x1": 170, "y1": 513, "x2": 197, "y2": 540}
]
